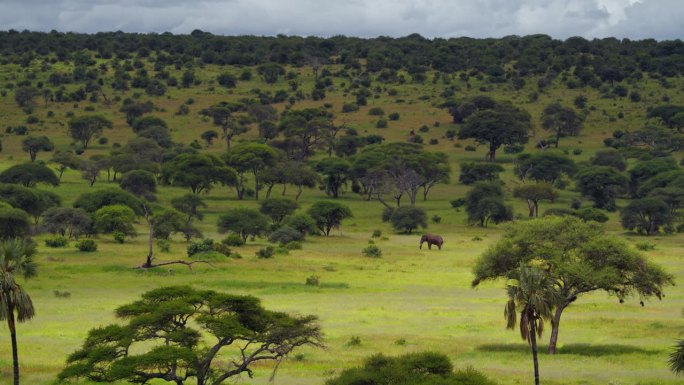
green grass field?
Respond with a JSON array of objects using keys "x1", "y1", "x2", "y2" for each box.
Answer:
[{"x1": 0, "y1": 60, "x2": 683, "y2": 384}]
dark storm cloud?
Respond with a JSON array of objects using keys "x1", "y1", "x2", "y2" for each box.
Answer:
[{"x1": 0, "y1": 0, "x2": 681, "y2": 40}]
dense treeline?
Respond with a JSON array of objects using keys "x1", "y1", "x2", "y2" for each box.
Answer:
[{"x1": 2, "y1": 30, "x2": 684, "y2": 78}]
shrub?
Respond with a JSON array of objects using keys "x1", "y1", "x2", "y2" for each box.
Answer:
[
  {"x1": 388, "y1": 112, "x2": 400, "y2": 120},
  {"x1": 305, "y1": 275, "x2": 320, "y2": 286},
  {"x1": 429, "y1": 138, "x2": 438, "y2": 145},
  {"x1": 450, "y1": 198, "x2": 466, "y2": 209},
  {"x1": 635, "y1": 242, "x2": 656, "y2": 251},
  {"x1": 284, "y1": 241, "x2": 302, "y2": 250},
  {"x1": 346, "y1": 336, "x2": 362, "y2": 346},
  {"x1": 573, "y1": 148, "x2": 583, "y2": 155},
  {"x1": 76, "y1": 239, "x2": 97, "y2": 252},
  {"x1": 156, "y1": 239, "x2": 170, "y2": 253},
  {"x1": 504, "y1": 144, "x2": 525, "y2": 154},
  {"x1": 368, "y1": 107, "x2": 384, "y2": 116},
  {"x1": 221, "y1": 233, "x2": 245, "y2": 247},
  {"x1": 362, "y1": 244, "x2": 382, "y2": 258},
  {"x1": 342, "y1": 103, "x2": 359, "y2": 113},
  {"x1": 464, "y1": 144, "x2": 477, "y2": 151},
  {"x1": 187, "y1": 239, "x2": 214, "y2": 257},
  {"x1": 256, "y1": 246, "x2": 275, "y2": 259},
  {"x1": 431, "y1": 215, "x2": 442, "y2": 223},
  {"x1": 45, "y1": 236, "x2": 68, "y2": 248},
  {"x1": 113, "y1": 231, "x2": 126, "y2": 244},
  {"x1": 268, "y1": 225, "x2": 304, "y2": 245},
  {"x1": 376, "y1": 119, "x2": 388, "y2": 128},
  {"x1": 371, "y1": 229, "x2": 382, "y2": 238}
]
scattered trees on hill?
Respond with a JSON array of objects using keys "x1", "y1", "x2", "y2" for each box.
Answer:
[
  {"x1": 59, "y1": 286, "x2": 322, "y2": 385},
  {"x1": 201, "y1": 102, "x2": 249, "y2": 150},
  {"x1": 472, "y1": 216, "x2": 674, "y2": 354}
]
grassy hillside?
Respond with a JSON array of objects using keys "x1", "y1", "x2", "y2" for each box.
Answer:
[{"x1": 0, "y1": 56, "x2": 683, "y2": 385}]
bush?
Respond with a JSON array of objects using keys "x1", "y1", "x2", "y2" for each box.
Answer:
[
  {"x1": 371, "y1": 229, "x2": 382, "y2": 238},
  {"x1": 362, "y1": 244, "x2": 382, "y2": 258},
  {"x1": 256, "y1": 246, "x2": 275, "y2": 259},
  {"x1": 98, "y1": 137, "x2": 108, "y2": 145},
  {"x1": 450, "y1": 198, "x2": 466, "y2": 209},
  {"x1": 464, "y1": 144, "x2": 477, "y2": 151},
  {"x1": 76, "y1": 239, "x2": 97, "y2": 252},
  {"x1": 45, "y1": 235, "x2": 68, "y2": 248},
  {"x1": 284, "y1": 241, "x2": 302, "y2": 250},
  {"x1": 428, "y1": 138, "x2": 438, "y2": 145},
  {"x1": 187, "y1": 238, "x2": 214, "y2": 257},
  {"x1": 573, "y1": 148, "x2": 583, "y2": 155},
  {"x1": 156, "y1": 239, "x2": 170, "y2": 253},
  {"x1": 368, "y1": 107, "x2": 384, "y2": 116},
  {"x1": 376, "y1": 119, "x2": 388, "y2": 128},
  {"x1": 635, "y1": 242, "x2": 656, "y2": 251},
  {"x1": 504, "y1": 144, "x2": 525, "y2": 154},
  {"x1": 342, "y1": 103, "x2": 359, "y2": 113},
  {"x1": 305, "y1": 275, "x2": 320, "y2": 286},
  {"x1": 431, "y1": 215, "x2": 442, "y2": 223},
  {"x1": 388, "y1": 112, "x2": 400, "y2": 120},
  {"x1": 221, "y1": 233, "x2": 245, "y2": 247},
  {"x1": 268, "y1": 225, "x2": 304, "y2": 245},
  {"x1": 113, "y1": 231, "x2": 126, "y2": 244}
]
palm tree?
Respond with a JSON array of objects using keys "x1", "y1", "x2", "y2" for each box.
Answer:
[
  {"x1": 504, "y1": 265, "x2": 559, "y2": 385},
  {"x1": 669, "y1": 309, "x2": 684, "y2": 374},
  {"x1": 0, "y1": 238, "x2": 37, "y2": 385}
]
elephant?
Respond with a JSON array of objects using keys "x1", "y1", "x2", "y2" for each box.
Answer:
[{"x1": 420, "y1": 234, "x2": 443, "y2": 250}]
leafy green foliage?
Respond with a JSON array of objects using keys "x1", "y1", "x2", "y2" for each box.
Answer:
[
  {"x1": 459, "y1": 162, "x2": 504, "y2": 185},
  {"x1": 575, "y1": 166, "x2": 628, "y2": 210},
  {"x1": 326, "y1": 352, "x2": 496, "y2": 385},
  {"x1": 465, "y1": 182, "x2": 513, "y2": 227},
  {"x1": 620, "y1": 197, "x2": 672, "y2": 235},
  {"x1": 217, "y1": 208, "x2": 269, "y2": 242},
  {"x1": 59, "y1": 286, "x2": 322, "y2": 384},
  {"x1": 75, "y1": 239, "x2": 97, "y2": 252},
  {"x1": 162, "y1": 153, "x2": 237, "y2": 195},
  {"x1": 0, "y1": 163, "x2": 59, "y2": 187},
  {"x1": 387, "y1": 206, "x2": 428, "y2": 234},
  {"x1": 307, "y1": 201, "x2": 353, "y2": 236}
]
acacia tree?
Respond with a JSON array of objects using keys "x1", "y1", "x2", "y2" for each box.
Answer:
[
  {"x1": 513, "y1": 183, "x2": 557, "y2": 217},
  {"x1": 575, "y1": 166, "x2": 628, "y2": 210},
  {"x1": 620, "y1": 197, "x2": 671, "y2": 235},
  {"x1": 307, "y1": 201, "x2": 353, "y2": 236},
  {"x1": 540, "y1": 103, "x2": 583, "y2": 147},
  {"x1": 21, "y1": 136, "x2": 54, "y2": 162},
  {"x1": 0, "y1": 238, "x2": 37, "y2": 385},
  {"x1": 201, "y1": 102, "x2": 249, "y2": 150},
  {"x1": 465, "y1": 182, "x2": 513, "y2": 227},
  {"x1": 473, "y1": 216, "x2": 674, "y2": 354},
  {"x1": 50, "y1": 151, "x2": 81, "y2": 180},
  {"x1": 0, "y1": 163, "x2": 59, "y2": 187},
  {"x1": 224, "y1": 143, "x2": 278, "y2": 200},
  {"x1": 68, "y1": 115, "x2": 113, "y2": 149},
  {"x1": 217, "y1": 208, "x2": 269, "y2": 243},
  {"x1": 59, "y1": 286, "x2": 322, "y2": 385},
  {"x1": 505, "y1": 265, "x2": 559, "y2": 385},
  {"x1": 162, "y1": 153, "x2": 237, "y2": 195},
  {"x1": 316, "y1": 157, "x2": 351, "y2": 198},
  {"x1": 458, "y1": 102, "x2": 531, "y2": 162}
]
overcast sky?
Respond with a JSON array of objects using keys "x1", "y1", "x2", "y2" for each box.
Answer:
[{"x1": 0, "y1": 0, "x2": 681, "y2": 40}]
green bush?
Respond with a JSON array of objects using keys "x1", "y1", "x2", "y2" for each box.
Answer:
[
  {"x1": 256, "y1": 246, "x2": 275, "y2": 259},
  {"x1": 376, "y1": 119, "x2": 388, "y2": 128},
  {"x1": 362, "y1": 244, "x2": 382, "y2": 258},
  {"x1": 464, "y1": 144, "x2": 477, "y2": 151},
  {"x1": 221, "y1": 233, "x2": 244, "y2": 247},
  {"x1": 76, "y1": 239, "x2": 97, "y2": 252},
  {"x1": 45, "y1": 236, "x2": 68, "y2": 248},
  {"x1": 635, "y1": 241, "x2": 656, "y2": 251},
  {"x1": 187, "y1": 239, "x2": 214, "y2": 257},
  {"x1": 113, "y1": 231, "x2": 126, "y2": 244},
  {"x1": 268, "y1": 225, "x2": 304, "y2": 245},
  {"x1": 371, "y1": 229, "x2": 382, "y2": 238},
  {"x1": 156, "y1": 239, "x2": 170, "y2": 253},
  {"x1": 284, "y1": 241, "x2": 302, "y2": 250},
  {"x1": 342, "y1": 103, "x2": 359, "y2": 113},
  {"x1": 388, "y1": 112, "x2": 400, "y2": 120},
  {"x1": 305, "y1": 275, "x2": 320, "y2": 286}
]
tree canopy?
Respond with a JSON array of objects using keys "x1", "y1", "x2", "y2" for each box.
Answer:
[
  {"x1": 59, "y1": 286, "x2": 322, "y2": 385},
  {"x1": 472, "y1": 216, "x2": 674, "y2": 354},
  {"x1": 458, "y1": 102, "x2": 531, "y2": 161},
  {"x1": 162, "y1": 153, "x2": 237, "y2": 195},
  {"x1": 0, "y1": 163, "x2": 59, "y2": 188}
]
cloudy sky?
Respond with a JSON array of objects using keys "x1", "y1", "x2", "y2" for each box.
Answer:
[{"x1": 0, "y1": 0, "x2": 681, "y2": 40}]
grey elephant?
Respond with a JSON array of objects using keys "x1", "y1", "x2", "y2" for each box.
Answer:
[{"x1": 420, "y1": 234, "x2": 443, "y2": 250}]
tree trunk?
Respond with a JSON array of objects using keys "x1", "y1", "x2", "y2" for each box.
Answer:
[
  {"x1": 7, "y1": 302, "x2": 20, "y2": 385},
  {"x1": 530, "y1": 316, "x2": 540, "y2": 385},
  {"x1": 266, "y1": 183, "x2": 274, "y2": 198},
  {"x1": 555, "y1": 130, "x2": 561, "y2": 148},
  {"x1": 534, "y1": 201, "x2": 539, "y2": 217},
  {"x1": 296, "y1": 185, "x2": 303, "y2": 201},
  {"x1": 282, "y1": 183, "x2": 287, "y2": 196},
  {"x1": 527, "y1": 200, "x2": 535, "y2": 217},
  {"x1": 223, "y1": 127, "x2": 231, "y2": 150},
  {"x1": 489, "y1": 143, "x2": 497, "y2": 162},
  {"x1": 548, "y1": 305, "x2": 565, "y2": 354},
  {"x1": 254, "y1": 176, "x2": 259, "y2": 200},
  {"x1": 143, "y1": 207, "x2": 154, "y2": 268}
]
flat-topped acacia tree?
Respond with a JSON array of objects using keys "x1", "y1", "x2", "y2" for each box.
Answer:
[
  {"x1": 59, "y1": 286, "x2": 323, "y2": 385},
  {"x1": 472, "y1": 216, "x2": 674, "y2": 354}
]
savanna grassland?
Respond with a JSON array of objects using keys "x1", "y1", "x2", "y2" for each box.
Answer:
[{"x1": 0, "y1": 33, "x2": 683, "y2": 385}]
